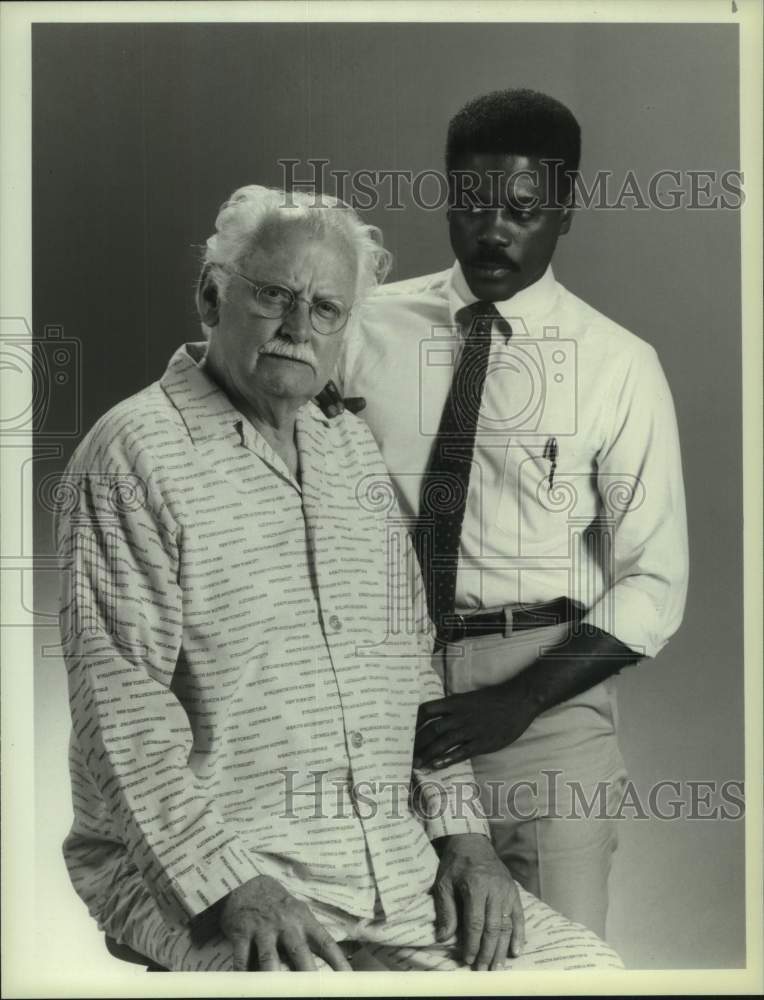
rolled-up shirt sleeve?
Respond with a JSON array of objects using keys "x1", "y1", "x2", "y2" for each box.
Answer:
[
  {"x1": 582, "y1": 342, "x2": 689, "y2": 658},
  {"x1": 57, "y1": 458, "x2": 262, "y2": 925}
]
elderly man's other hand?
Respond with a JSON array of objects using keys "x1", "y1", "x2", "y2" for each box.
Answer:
[
  {"x1": 432, "y1": 833, "x2": 525, "y2": 971},
  {"x1": 219, "y1": 874, "x2": 352, "y2": 971}
]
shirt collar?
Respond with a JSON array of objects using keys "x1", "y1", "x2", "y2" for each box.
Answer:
[
  {"x1": 160, "y1": 341, "x2": 330, "y2": 447},
  {"x1": 447, "y1": 261, "x2": 558, "y2": 330}
]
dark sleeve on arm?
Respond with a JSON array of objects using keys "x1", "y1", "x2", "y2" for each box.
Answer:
[{"x1": 509, "y1": 625, "x2": 641, "y2": 717}]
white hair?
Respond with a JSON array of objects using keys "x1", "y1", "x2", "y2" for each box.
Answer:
[{"x1": 196, "y1": 184, "x2": 392, "y2": 331}]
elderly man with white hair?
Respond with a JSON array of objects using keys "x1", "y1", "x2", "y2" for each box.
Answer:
[{"x1": 56, "y1": 185, "x2": 623, "y2": 973}]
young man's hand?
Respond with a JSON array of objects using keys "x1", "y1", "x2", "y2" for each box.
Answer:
[
  {"x1": 414, "y1": 685, "x2": 538, "y2": 769},
  {"x1": 415, "y1": 627, "x2": 640, "y2": 769}
]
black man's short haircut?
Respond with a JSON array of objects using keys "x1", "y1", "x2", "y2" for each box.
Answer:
[{"x1": 446, "y1": 88, "x2": 582, "y2": 183}]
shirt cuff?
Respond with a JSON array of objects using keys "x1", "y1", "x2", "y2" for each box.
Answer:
[
  {"x1": 413, "y1": 773, "x2": 491, "y2": 842},
  {"x1": 581, "y1": 585, "x2": 670, "y2": 660},
  {"x1": 150, "y1": 829, "x2": 264, "y2": 924}
]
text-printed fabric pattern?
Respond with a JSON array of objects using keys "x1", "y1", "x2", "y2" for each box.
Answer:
[
  {"x1": 109, "y1": 872, "x2": 624, "y2": 971},
  {"x1": 57, "y1": 343, "x2": 490, "y2": 939}
]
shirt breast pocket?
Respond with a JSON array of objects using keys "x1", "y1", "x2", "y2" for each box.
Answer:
[{"x1": 494, "y1": 437, "x2": 594, "y2": 542}]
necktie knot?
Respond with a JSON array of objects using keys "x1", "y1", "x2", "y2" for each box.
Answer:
[{"x1": 456, "y1": 301, "x2": 512, "y2": 342}]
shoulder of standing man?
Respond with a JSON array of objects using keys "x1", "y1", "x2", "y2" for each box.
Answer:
[
  {"x1": 552, "y1": 279, "x2": 659, "y2": 349},
  {"x1": 365, "y1": 267, "x2": 452, "y2": 300},
  {"x1": 338, "y1": 267, "x2": 452, "y2": 391}
]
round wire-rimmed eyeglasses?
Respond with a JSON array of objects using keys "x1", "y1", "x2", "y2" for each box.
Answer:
[{"x1": 229, "y1": 270, "x2": 351, "y2": 336}]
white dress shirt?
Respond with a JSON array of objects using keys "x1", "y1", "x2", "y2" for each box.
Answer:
[
  {"x1": 57, "y1": 343, "x2": 489, "y2": 936},
  {"x1": 337, "y1": 263, "x2": 689, "y2": 659}
]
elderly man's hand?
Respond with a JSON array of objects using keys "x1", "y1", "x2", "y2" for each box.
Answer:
[
  {"x1": 219, "y1": 874, "x2": 352, "y2": 971},
  {"x1": 432, "y1": 833, "x2": 525, "y2": 970}
]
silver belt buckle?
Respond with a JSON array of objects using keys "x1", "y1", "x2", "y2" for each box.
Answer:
[{"x1": 446, "y1": 612, "x2": 466, "y2": 643}]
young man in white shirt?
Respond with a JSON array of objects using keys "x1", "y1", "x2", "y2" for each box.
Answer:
[{"x1": 333, "y1": 88, "x2": 689, "y2": 938}]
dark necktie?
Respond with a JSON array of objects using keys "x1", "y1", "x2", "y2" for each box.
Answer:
[{"x1": 414, "y1": 301, "x2": 511, "y2": 638}]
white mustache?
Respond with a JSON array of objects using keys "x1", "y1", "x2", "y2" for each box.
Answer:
[{"x1": 258, "y1": 343, "x2": 317, "y2": 372}]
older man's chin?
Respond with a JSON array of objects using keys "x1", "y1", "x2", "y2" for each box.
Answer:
[{"x1": 256, "y1": 356, "x2": 324, "y2": 400}]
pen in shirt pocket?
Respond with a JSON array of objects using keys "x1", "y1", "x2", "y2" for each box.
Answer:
[{"x1": 542, "y1": 437, "x2": 558, "y2": 489}]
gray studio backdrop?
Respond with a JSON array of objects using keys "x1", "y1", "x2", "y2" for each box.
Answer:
[{"x1": 32, "y1": 22, "x2": 743, "y2": 970}]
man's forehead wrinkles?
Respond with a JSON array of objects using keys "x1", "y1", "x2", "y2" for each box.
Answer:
[
  {"x1": 240, "y1": 248, "x2": 353, "y2": 299},
  {"x1": 240, "y1": 267, "x2": 345, "y2": 299}
]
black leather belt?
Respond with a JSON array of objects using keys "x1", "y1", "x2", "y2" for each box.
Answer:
[{"x1": 438, "y1": 597, "x2": 586, "y2": 644}]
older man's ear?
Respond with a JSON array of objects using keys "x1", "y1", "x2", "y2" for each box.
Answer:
[{"x1": 198, "y1": 269, "x2": 220, "y2": 328}]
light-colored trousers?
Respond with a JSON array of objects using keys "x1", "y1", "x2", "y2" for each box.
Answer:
[
  {"x1": 102, "y1": 870, "x2": 623, "y2": 971},
  {"x1": 436, "y1": 622, "x2": 629, "y2": 939}
]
